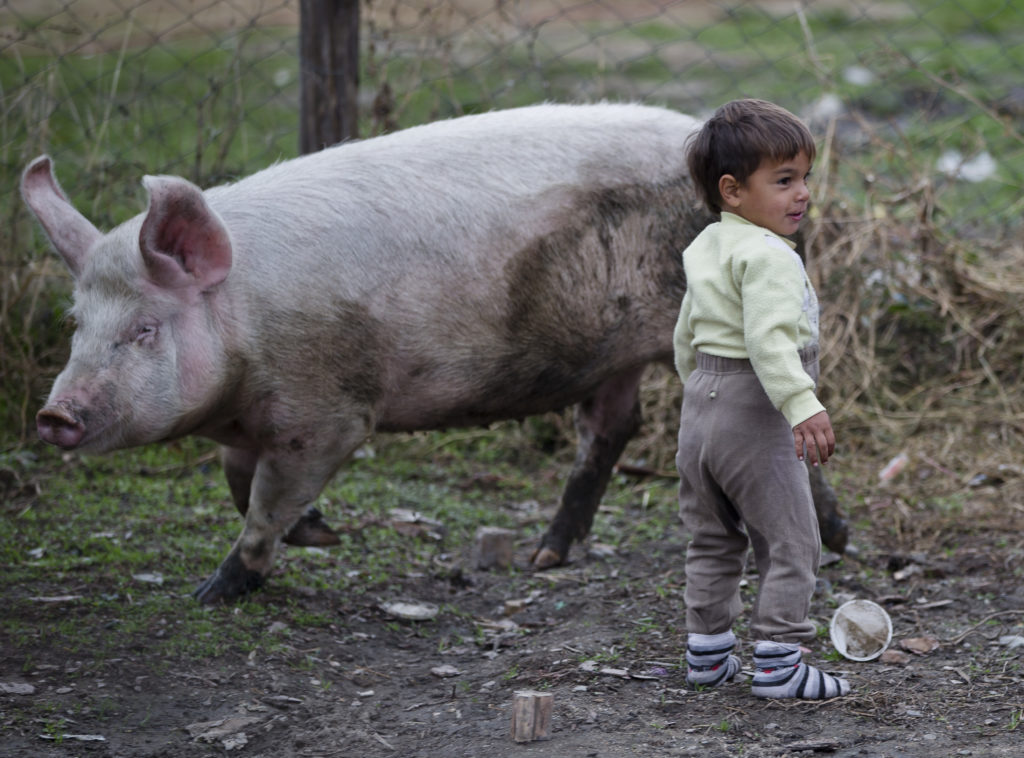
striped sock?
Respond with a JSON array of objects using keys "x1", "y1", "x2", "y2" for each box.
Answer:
[
  {"x1": 751, "y1": 641, "x2": 851, "y2": 699},
  {"x1": 686, "y1": 631, "x2": 741, "y2": 690}
]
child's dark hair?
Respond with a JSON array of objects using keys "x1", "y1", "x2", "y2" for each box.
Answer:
[{"x1": 687, "y1": 99, "x2": 816, "y2": 214}]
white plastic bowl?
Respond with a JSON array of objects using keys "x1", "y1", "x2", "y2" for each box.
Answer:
[{"x1": 829, "y1": 599, "x2": 893, "y2": 661}]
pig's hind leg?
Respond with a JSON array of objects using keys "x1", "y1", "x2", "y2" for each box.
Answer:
[
  {"x1": 531, "y1": 366, "x2": 646, "y2": 568},
  {"x1": 807, "y1": 460, "x2": 848, "y2": 554},
  {"x1": 221, "y1": 445, "x2": 341, "y2": 547}
]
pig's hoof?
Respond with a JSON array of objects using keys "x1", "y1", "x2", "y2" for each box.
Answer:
[
  {"x1": 530, "y1": 546, "x2": 565, "y2": 570},
  {"x1": 820, "y1": 513, "x2": 849, "y2": 555},
  {"x1": 193, "y1": 554, "x2": 265, "y2": 604},
  {"x1": 283, "y1": 506, "x2": 342, "y2": 547}
]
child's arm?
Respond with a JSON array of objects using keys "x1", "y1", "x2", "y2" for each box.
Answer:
[
  {"x1": 673, "y1": 290, "x2": 696, "y2": 383},
  {"x1": 793, "y1": 410, "x2": 835, "y2": 466}
]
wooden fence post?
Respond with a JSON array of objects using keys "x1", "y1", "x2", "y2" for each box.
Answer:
[{"x1": 299, "y1": 0, "x2": 360, "y2": 154}]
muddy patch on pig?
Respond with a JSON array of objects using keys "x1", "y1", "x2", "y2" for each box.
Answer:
[{"x1": 1, "y1": 438, "x2": 1022, "y2": 757}]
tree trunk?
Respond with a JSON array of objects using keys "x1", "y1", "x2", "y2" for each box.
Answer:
[{"x1": 299, "y1": 0, "x2": 360, "y2": 154}]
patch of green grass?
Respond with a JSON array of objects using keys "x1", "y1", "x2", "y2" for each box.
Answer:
[
  {"x1": 0, "y1": 426, "x2": 578, "y2": 683},
  {"x1": 589, "y1": 475, "x2": 680, "y2": 554},
  {"x1": 39, "y1": 716, "x2": 69, "y2": 744},
  {"x1": 929, "y1": 493, "x2": 967, "y2": 516},
  {"x1": 917, "y1": 0, "x2": 1023, "y2": 36},
  {"x1": 553, "y1": 8, "x2": 1023, "y2": 229},
  {"x1": 2, "y1": 30, "x2": 300, "y2": 225},
  {"x1": 822, "y1": 648, "x2": 844, "y2": 663}
]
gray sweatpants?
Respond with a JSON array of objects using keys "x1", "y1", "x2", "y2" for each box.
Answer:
[{"x1": 676, "y1": 348, "x2": 822, "y2": 643}]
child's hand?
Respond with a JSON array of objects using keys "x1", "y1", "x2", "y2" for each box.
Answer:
[{"x1": 793, "y1": 410, "x2": 835, "y2": 465}]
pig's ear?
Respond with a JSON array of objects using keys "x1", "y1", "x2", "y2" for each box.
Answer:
[
  {"x1": 21, "y1": 155, "x2": 102, "y2": 278},
  {"x1": 139, "y1": 175, "x2": 232, "y2": 292}
]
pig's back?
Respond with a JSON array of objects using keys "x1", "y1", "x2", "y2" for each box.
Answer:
[
  {"x1": 234, "y1": 102, "x2": 696, "y2": 196},
  {"x1": 207, "y1": 103, "x2": 698, "y2": 280}
]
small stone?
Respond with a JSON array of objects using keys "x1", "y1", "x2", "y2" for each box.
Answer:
[
  {"x1": 473, "y1": 527, "x2": 516, "y2": 570},
  {"x1": 379, "y1": 600, "x2": 439, "y2": 621},
  {"x1": 880, "y1": 649, "x2": 912, "y2": 665},
  {"x1": 132, "y1": 572, "x2": 164, "y2": 585},
  {"x1": 0, "y1": 682, "x2": 35, "y2": 695},
  {"x1": 223, "y1": 732, "x2": 248, "y2": 751}
]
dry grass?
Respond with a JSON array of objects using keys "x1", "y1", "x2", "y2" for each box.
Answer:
[
  {"x1": 812, "y1": 124, "x2": 1024, "y2": 449},
  {"x1": 0, "y1": 242, "x2": 71, "y2": 446}
]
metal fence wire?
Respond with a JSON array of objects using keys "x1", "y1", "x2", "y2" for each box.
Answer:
[{"x1": 2, "y1": 0, "x2": 1022, "y2": 235}]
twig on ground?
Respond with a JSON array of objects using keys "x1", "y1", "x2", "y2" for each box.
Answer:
[{"x1": 944, "y1": 610, "x2": 1024, "y2": 645}]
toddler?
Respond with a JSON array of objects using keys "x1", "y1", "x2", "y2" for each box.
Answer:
[{"x1": 674, "y1": 98, "x2": 850, "y2": 700}]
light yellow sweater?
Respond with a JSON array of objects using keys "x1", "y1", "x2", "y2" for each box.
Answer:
[{"x1": 673, "y1": 212, "x2": 824, "y2": 427}]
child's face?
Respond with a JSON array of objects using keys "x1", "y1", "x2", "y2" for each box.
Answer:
[{"x1": 720, "y1": 151, "x2": 812, "y2": 237}]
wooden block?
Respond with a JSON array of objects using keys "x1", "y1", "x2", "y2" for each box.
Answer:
[
  {"x1": 473, "y1": 526, "x2": 515, "y2": 570},
  {"x1": 510, "y1": 690, "x2": 552, "y2": 742}
]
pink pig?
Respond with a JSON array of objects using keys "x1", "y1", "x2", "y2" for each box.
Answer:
[{"x1": 23, "y1": 103, "x2": 846, "y2": 603}]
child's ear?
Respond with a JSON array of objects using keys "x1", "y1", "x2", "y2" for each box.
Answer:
[{"x1": 718, "y1": 174, "x2": 743, "y2": 209}]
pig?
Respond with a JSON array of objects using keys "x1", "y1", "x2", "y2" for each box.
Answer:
[{"x1": 23, "y1": 103, "x2": 847, "y2": 604}]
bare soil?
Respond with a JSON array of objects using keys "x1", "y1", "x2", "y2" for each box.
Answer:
[{"x1": 2, "y1": 448, "x2": 1022, "y2": 758}]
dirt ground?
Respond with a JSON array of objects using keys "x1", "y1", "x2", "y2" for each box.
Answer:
[{"x1": 2, "y1": 445, "x2": 1023, "y2": 758}]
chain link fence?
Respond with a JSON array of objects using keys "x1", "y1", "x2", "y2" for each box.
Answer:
[
  {"x1": 3, "y1": 1, "x2": 1021, "y2": 221},
  {"x1": 1, "y1": 0, "x2": 1023, "y2": 441}
]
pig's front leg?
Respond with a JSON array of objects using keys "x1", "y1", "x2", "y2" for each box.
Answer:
[
  {"x1": 221, "y1": 445, "x2": 342, "y2": 547},
  {"x1": 195, "y1": 437, "x2": 359, "y2": 604}
]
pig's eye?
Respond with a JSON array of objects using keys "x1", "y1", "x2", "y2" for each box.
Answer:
[{"x1": 134, "y1": 324, "x2": 158, "y2": 345}]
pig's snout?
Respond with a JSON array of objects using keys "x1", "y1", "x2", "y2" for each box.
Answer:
[{"x1": 37, "y1": 402, "x2": 86, "y2": 449}]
